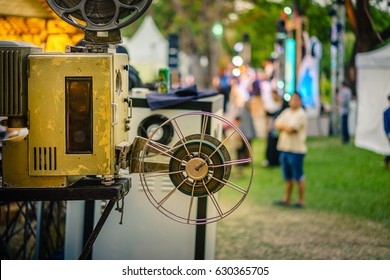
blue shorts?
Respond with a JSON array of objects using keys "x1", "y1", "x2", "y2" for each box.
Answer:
[{"x1": 279, "y1": 152, "x2": 305, "y2": 182}]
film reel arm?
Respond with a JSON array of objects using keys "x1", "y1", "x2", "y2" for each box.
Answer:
[{"x1": 128, "y1": 137, "x2": 174, "y2": 174}]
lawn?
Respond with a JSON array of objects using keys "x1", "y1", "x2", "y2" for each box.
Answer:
[
  {"x1": 215, "y1": 136, "x2": 390, "y2": 259},
  {"x1": 253, "y1": 137, "x2": 390, "y2": 223}
]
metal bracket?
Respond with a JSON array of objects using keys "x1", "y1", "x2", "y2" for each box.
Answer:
[{"x1": 115, "y1": 141, "x2": 132, "y2": 170}]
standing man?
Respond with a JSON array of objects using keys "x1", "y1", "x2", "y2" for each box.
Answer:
[
  {"x1": 338, "y1": 80, "x2": 352, "y2": 144},
  {"x1": 274, "y1": 92, "x2": 308, "y2": 208},
  {"x1": 384, "y1": 94, "x2": 390, "y2": 168}
]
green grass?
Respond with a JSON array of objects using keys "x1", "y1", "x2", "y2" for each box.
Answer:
[{"x1": 242, "y1": 137, "x2": 390, "y2": 226}]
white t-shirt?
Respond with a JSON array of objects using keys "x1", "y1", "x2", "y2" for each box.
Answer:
[{"x1": 275, "y1": 107, "x2": 308, "y2": 153}]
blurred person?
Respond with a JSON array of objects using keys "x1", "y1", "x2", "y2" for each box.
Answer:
[
  {"x1": 237, "y1": 69, "x2": 252, "y2": 103},
  {"x1": 338, "y1": 80, "x2": 352, "y2": 144},
  {"x1": 263, "y1": 58, "x2": 275, "y2": 81},
  {"x1": 251, "y1": 69, "x2": 262, "y2": 97},
  {"x1": 249, "y1": 69, "x2": 265, "y2": 131},
  {"x1": 215, "y1": 68, "x2": 232, "y2": 112},
  {"x1": 224, "y1": 76, "x2": 253, "y2": 167},
  {"x1": 384, "y1": 94, "x2": 390, "y2": 168},
  {"x1": 261, "y1": 79, "x2": 283, "y2": 132},
  {"x1": 236, "y1": 100, "x2": 256, "y2": 160},
  {"x1": 226, "y1": 76, "x2": 251, "y2": 121},
  {"x1": 269, "y1": 90, "x2": 283, "y2": 119},
  {"x1": 273, "y1": 92, "x2": 308, "y2": 208},
  {"x1": 263, "y1": 89, "x2": 284, "y2": 167}
]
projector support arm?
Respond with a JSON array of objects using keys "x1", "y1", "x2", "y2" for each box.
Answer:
[{"x1": 78, "y1": 199, "x2": 115, "y2": 260}]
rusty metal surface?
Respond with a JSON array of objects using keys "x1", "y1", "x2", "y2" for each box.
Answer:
[{"x1": 28, "y1": 54, "x2": 112, "y2": 176}]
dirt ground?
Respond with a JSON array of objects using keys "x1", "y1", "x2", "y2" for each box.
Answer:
[{"x1": 215, "y1": 202, "x2": 390, "y2": 260}]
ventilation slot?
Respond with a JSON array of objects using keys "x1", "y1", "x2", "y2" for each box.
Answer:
[
  {"x1": 0, "y1": 50, "x2": 22, "y2": 116},
  {"x1": 33, "y1": 147, "x2": 57, "y2": 171}
]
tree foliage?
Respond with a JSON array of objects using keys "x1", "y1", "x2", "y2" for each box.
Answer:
[
  {"x1": 146, "y1": 0, "x2": 237, "y2": 86},
  {"x1": 344, "y1": 0, "x2": 390, "y2": 86},
  {"x1": 124, "y1": 0, "x2": 390, "y2": 87}
]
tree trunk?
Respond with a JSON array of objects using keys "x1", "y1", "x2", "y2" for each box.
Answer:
[{"x1": 345, "y1": 0, "x2": 389, "y2": 92}]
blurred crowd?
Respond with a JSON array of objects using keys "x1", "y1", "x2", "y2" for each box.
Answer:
[{"x1": 213, "y1": 60, "x2": 286, "y2": 166}]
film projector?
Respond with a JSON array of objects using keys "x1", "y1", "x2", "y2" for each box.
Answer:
[{"x1": 0, "y1": 0, "x2": 254, "y2": 259}]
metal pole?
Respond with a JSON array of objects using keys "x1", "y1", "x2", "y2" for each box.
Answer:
[
  {"x1": 78, "y1": 200, "x2": 115, "y2": 260},
  {"x1": 330, "y1": 6, "x2": 338, "y2": 135},
  {"x1": 329, "y1": 1, "x2": 345, "y2": 136},
  {"x1": 337, "y1": 3, "x2": 346, "y2": 90},
  {"x1": 34, "y1": 202, "x2": 43, "y2": 259}
]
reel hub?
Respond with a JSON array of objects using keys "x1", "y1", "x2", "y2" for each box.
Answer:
[
  {"x1": 186, "y1": 158, "x2": 208, "y2": 181},
  {"x1": 169, "y1": 135, "x2": 231, "y2": 197}
]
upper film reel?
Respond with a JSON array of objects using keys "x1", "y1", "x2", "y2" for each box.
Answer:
[
  {"x1": 46, "y1": 0, "x2": 153, "y2": 32},
  {"x1": 138, "y1": 112, "x2": 253, "y2": 225}
]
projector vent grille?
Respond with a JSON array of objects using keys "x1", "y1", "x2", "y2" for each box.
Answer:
[{"x1": 33, "y1": 147, "x2": 58, "y2": 171}]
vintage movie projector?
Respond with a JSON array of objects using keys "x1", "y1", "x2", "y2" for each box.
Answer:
[{"x1": 0, "y1": 0, "x2": 253, "y2": 258}]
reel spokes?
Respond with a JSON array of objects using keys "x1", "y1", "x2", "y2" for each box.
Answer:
[{"x1": 138, "y1": 112, "x2": 253, "y2": 225}]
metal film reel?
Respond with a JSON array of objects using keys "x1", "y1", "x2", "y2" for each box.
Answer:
[
  {"x1": 46, "y1": 0, "x2": 153, "y2": 31},
  {"x1": 137, "y1": 114, "x2": 174, "y2": 145},
  {"x1": 138, "y1": 112, "x2": 253, "y2": 225}
]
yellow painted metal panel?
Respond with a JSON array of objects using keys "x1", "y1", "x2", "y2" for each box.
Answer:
[
  {"x1": 112, "y1": 54, "x2": 130, "y2": 145},
  {"x1": 28, "y1": 53, "x2": 113, "y2": 176},
  {"x1": 3, "y1": 136, "x2": 67, "y2": 188}
]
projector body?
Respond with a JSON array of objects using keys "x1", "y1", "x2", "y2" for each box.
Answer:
[{"x1": 2, "y1": 51, "x2": 130, "y2": 188}]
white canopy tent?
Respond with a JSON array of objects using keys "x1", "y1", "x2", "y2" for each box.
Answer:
[
  {"x1": 355, "y1": 44, "x2": 390, "y2": 155},
  {"x1": 122, "y1": 16, "x2": 168, "y2": 83},
  {"x1": 122, "y1": 15, "x2": 191, "y2": 84}
]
